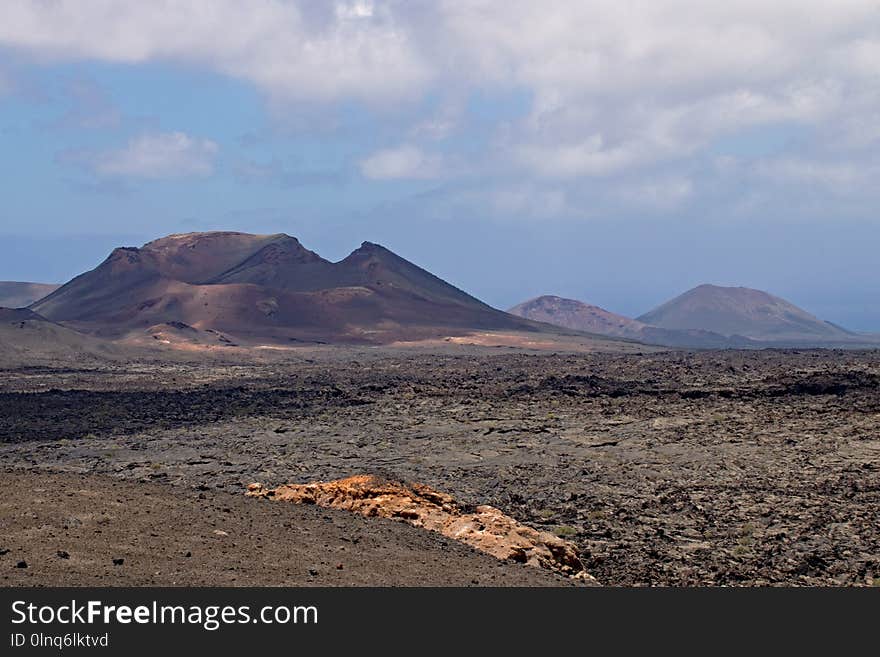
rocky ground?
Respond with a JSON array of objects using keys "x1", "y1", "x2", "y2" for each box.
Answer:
[
  {"x1": 1, "y1": 347, "x2": 879, "y2": 586},
  {"x1": 0, "y1": 469, "x2": 567, "y2": 586}
]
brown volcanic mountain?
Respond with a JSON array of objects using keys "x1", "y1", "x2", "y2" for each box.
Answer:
[
  {"x1": 510, "y1": 296, "x2": 647, "y2": 338},
  {"x1": 509, "y1": 295, "x2": 747, "y2": 348},
  {"x1": 31, "y1": 232, "x2": 543, "y2": 344},
  {"x1": 0, "y1": 281, "x2": 59, "y2": 308},
  {"x1": 637, "y1": 284, "x2": 853, "y2": 342}
]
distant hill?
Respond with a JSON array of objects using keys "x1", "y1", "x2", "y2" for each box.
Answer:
[
  {"x1": 510, "y1": 296, "x2": 645, "y2": 338},
  {"x1": 18, "y1": 234, "x2": 874, "y2": 351},
  {"x1": 509, "y1": 295, "x2": 748, "y2": 348},
  {"x1": 0, "y1": 307, "x2": 121, "y2": 366},
  {"x1": 0, "y1": 281, "x2": 59, "y2": 308},
  {"x1": 637, "y1": 284, "x2": 854, "y2": 342},
  {"x1": 31, "y1": 232, "x2": 549, "y2": 345}
]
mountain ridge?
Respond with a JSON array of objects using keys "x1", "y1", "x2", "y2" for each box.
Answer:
[{"x1": 31, "y1": 231, "x2": 547, "y2": 345}]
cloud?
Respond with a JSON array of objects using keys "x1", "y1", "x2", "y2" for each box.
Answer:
[
  {"x1": 490, "y1": 184, "x2": 570, "y2": 219},
  {"x1": 409, "y1": 99, "x2": 464, "y2": 140},
  {"x1": 754, "y1": 157, "x2": 879, "y2": 191},
  {"x1": 514, "y1": 135, "x2": 647, "y2": 178},
  {"x1": 64, "y1": 132, "x2": 219, "y2": 179},
  {"x1": 5, "y1": 2, "x2": 876, "y2": 110},
  {"x1": 612, "y1": 176, "x2": 695, "y2": 210},
  {"x1": 457, "y1": 2, "x2": 878, "y2": 185},
  {"x1": 233, "y1": 157, "x2": 346, "y2": 188},
  {"x1": 5, "y1": 1, "x2": 880, "y2": 217},
  {"x1": 359, "y1": 145, "x2": 444, "y2": 180},
  {"x1": 0, "y1": 1, "x2": 429, "y2": 103},
  {"x1": 335, "y1": 1, "x2": 375, "y2": 20}
]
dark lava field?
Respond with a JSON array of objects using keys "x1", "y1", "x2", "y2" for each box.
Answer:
[{"x1": 2, "y1": 347, "x2": 879, "y2": 586}]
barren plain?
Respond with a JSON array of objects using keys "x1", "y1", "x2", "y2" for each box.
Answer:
[{"x1": 2, "y1": 346, "x2": 878, "y2": 586}]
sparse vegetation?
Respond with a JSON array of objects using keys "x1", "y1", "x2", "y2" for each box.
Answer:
[{"x1": 553, "y1": 525, "x2": 579, "y2": 538}]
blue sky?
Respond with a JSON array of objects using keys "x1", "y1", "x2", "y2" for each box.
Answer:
[{"x1": 1, "y1": 1, "x2": 879, "y2": 329}]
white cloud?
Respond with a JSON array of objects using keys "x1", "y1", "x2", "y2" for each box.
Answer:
[
  {"x1": 444, "y1": 1, "x2": 880, "y2": 180},
  {"x1": 514, "y1": 135, "x2": 647, "y2": 178},
  {"x1": 80, "y1": 132, "x2": 219, "y2": 179},
  {"x1": 4, "y1": 0, "x2": 880, "y2": 212},
  {"x1": 359, "y1": 145, "x2": 444, "y2": 180},
  {"x1": 4, "y1": 2, "x2": 876, "y2": 112},
  {"x1": 335, "y1": 1, "x2": 375, "y2": 20},
  {"x1": 0, "y1": 1, "x2": 428, "y2": 103}
]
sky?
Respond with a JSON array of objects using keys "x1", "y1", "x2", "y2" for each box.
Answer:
[{"x1": 1, "y1": 1, "x2": 879, "y2": 329}]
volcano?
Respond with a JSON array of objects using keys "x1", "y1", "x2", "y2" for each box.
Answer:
[
  {"x1": 31, "y1": 232, "x2": 544, "y2": 345},
  {"x1": 509, "y1": 295, "x2": 748, "y2": 348},
  {"x1": 637, "y1": 284, "x2": 854, "y2": 343}
]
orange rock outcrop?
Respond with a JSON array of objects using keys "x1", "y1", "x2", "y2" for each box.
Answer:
[{"x1": 246, "y1": 475, "x2": 594, "y2": 582}]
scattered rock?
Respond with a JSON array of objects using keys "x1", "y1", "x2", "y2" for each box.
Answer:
[
  {"x1": 16, "y1": 560, "x2": 27, "y2": 568},
  {"x1": 57, "y1": 550, "x2": 70, "y2": 559},
  {"x1": 112, "y1": 558, "x2": 124, "y2": 566},
  {"x1": 63, "y1": 516, "x2": 83, "y2": 529}
]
